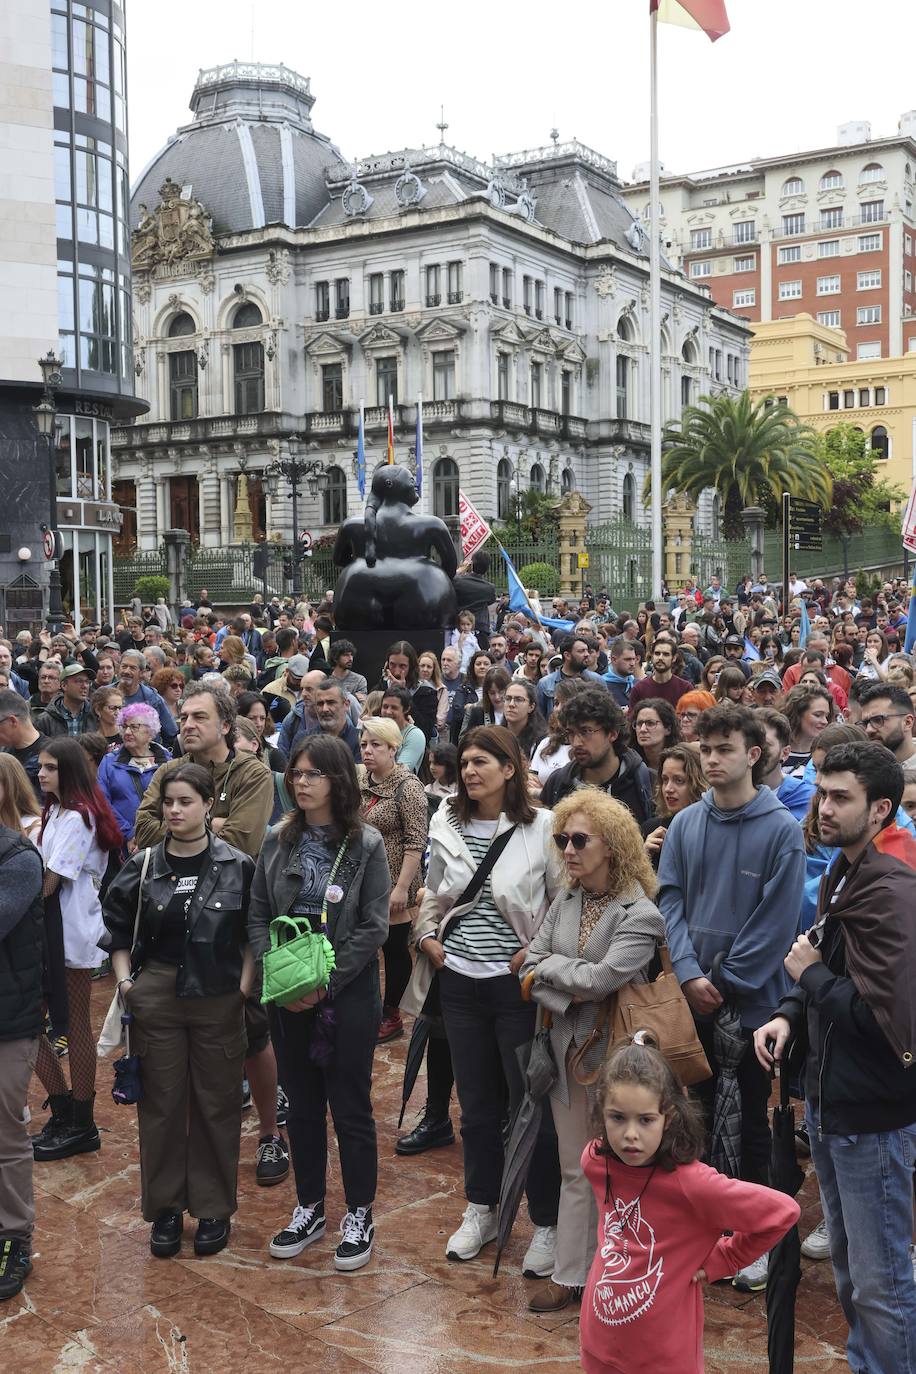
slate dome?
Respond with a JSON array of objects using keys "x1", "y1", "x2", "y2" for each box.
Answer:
[{"x1": 130, "y1": 61, "x2": 346, "y2": 234}]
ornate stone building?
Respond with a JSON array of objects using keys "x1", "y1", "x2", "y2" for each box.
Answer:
[{"x1": 114, "y1": 61, "x2": 750, "y2": 551}]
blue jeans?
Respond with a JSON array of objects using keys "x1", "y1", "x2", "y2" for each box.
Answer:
[{"x1": 806, "y1": 1104, "x2": 916, "y2": 1374}]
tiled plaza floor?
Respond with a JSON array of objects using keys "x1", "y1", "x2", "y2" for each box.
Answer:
[{"x1": 5, "y1": 977, "x2": 850, "y2": 1372}]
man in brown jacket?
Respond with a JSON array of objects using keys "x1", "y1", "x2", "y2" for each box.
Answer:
[{"x1": 134, "y1": 681, "x2": 288, "y2": 1187}]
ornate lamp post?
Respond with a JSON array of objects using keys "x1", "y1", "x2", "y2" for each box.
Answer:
[
  {"x1": 265, "y1": 438, "x2": 328, "y2": 598},
  {"x1": 34, "y1": 350, "x2": 66, "y2": 630}
]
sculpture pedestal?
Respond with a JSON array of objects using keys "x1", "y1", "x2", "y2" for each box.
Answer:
[{"x1": 332, "y1": 628, "x2": 448, "y2": 694}]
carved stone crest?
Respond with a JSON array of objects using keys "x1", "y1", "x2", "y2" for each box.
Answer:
[
  {"x1": 266, "y1": 249, "x2": 291, "y2": 285},
  {"x1": 595, "y1": 266, "x2": 616, "y2": 299},
  {"x1": 131, "y1": 178, "x2": 215, "y2": 272}
]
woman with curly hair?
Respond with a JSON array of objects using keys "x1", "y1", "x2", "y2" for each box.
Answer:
[
  {"x1": 782, "y1": 683, "x2": 835, "y2": 771},
  {"x1": 641, "y1": 744, "x2": 707, "y2": 870},
  {"x1": 520, "y1": 789, "x2": 666, "y2": 1312}
]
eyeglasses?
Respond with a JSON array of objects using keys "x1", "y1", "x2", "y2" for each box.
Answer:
[
  {"x1": 861, "y1": 712, "x2": 907, "y2": 729},
  {"x1": 289, "y1": 768, "x2": 327, "y2": 783},
  {"x1": 553, "y1": 831, "x2": 593, "y2": 851},
  {"x1": 678, "y1": 710, "x2": 700, "y2": 721},
  {"x1": 566, "y1": 725, "x2": 604, "y2": 741}
]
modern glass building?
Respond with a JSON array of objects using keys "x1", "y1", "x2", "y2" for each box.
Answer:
[{"x1": 0, "y1": 0, "x2": 144, "y2": 631}]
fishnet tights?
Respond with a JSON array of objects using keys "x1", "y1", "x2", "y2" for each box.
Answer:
[{"x1": 35, "y1": 968, "x2": 97, "y2": 1102}]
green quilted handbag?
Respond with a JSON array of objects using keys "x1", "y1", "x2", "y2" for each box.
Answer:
[{"x1": 261, "y1": 914, "x2": 337, "y2": 1006}]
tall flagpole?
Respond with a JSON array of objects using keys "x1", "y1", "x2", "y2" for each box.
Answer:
[{"x1": 649, "y1": 6, "x2": 663, "y2": 598}]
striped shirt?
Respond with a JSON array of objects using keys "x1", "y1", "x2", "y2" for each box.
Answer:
[{"x1": 443, "y1": 820, "x2": 520, "y2": 976}]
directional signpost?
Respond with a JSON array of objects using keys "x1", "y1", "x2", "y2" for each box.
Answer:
[{"x1": 782, "y1": 493, "x2": 823, "y2": 608}]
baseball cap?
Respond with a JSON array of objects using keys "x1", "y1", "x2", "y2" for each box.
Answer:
[
  {"x1": 724, "y1": 635, "x2": 744, "y2": 648},
  {"x1": 60, "y1": 661, "x2": 95, "y2": 682},
  {"x1": 753, "y1": 669, "x2": 782, "y2": 690},
  {"x1": 285, "y1": 654, "x2": 310, "y2": 679}
]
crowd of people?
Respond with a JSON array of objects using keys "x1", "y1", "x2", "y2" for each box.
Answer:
[{"x1": 1, "y1": 557, "x2": 915, "y2": 1373}]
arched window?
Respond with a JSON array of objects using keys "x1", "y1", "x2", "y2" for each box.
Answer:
[
  {"x1": 530, "y1": 463, "x2": 546, "y2": 493},
  {"x1": 617, "y1": 315, "x2": 633, "y2": 343},
  {"x1": 711, "y1": 493, "x2": 721, "y2": 539},
  {"x1": 561, "y1": 467, "x2": 574, "y2": 494},
  {"x1": 233, "y1": 301, "x2": 263, "y2": 328},
  {"x1": 782, "y1": 176, "x2": 804, "y2": 196},
  {"x1": 870, "y1": 425, "x2": 889, "y2": 460},
  {"x1": 681, "y1": 338, "x2": 698, "y2": 365},
  {"x1": 432, "y1": 456, "x2": 459, "y2": 520},
  {"x1": 234, "y1": 341, "x2": 264, "y2": 414},
  {"x1": 497, "y1": 458, "x2": 512, "y2": 520},
  {"x1": 169, "y1": 349, "x2": 197, "y2": 420},
  {"x1": 622, "y1": 471, "x2": 635, "y2": 522},
  {"x1": 322, "y1": 465, "x2": 347, "y2": 525},
  {"x1": 860, "y1": 162, "x2": 885, "y2": 184},
  {"x1": 819, "y1": 170, "x2": 844, "y2": 191},
  {"x1": 168, "y1": 311, "x2": 196, "y2": 337}
]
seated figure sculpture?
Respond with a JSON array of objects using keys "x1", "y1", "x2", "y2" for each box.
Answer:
[{"x1": 332, "y1": 465, "x2": 458, "y2": 630}]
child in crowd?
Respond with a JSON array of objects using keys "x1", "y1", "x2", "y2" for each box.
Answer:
[{"x1": 579, "y1": 1036, "x2": 799, "y2": 1374}]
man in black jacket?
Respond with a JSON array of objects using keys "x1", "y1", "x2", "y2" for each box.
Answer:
[
  {"x1": 452, "y1": 551, "x2": 497, "y2": 648},
  {"x1": 540, "y1": 688, "x2": 654, "y2": 825},
  {"x1": 0, "y1": 825, "x2": 44, "y2": 1300},
  {"x1": 755, "y1": 742, "x2": 916, "y2": 1374}
]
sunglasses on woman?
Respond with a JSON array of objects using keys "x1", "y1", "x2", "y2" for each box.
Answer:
[{"x1": 553, "y1": 831, "x2": 592, "y2": 851}]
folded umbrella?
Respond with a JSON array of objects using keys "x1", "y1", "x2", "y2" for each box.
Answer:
[
  {"x1": 708, "y1": 998, "x2": 745, "y2": 1179},
  {"x1": 397, "y1": 1014, "x2": 433, "y2": 1129},
  {"x1": 493, "y1": 1009, "x2": 556, "y2": 1275},
  {"x1": 767, "y1": 1049, "x2": 806, "y2": 1374}
]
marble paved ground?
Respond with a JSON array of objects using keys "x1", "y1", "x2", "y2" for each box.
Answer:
[{"x1": 4, "y1": 977, "x2": 851, "y2": 1373}]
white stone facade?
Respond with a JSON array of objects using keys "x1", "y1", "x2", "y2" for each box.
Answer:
[{"x1": 114, "y1": 64, "x2": 750, "y2": 551}]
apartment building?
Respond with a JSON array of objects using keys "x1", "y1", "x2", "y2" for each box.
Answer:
[{"x1": 622, "y1": 116, "x2": 916, "y2": 360}]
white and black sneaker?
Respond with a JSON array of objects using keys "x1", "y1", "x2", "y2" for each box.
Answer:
[
  {"x1": 276, "y1": 1085, "x2": 289, "y2": 1128},
  {"x1": 255, "y1": 1133, "x2": 290, "y2": 1186},
  {"x1": 334, "y1": 1206, "x2": 374, "y2": 1272},
  {"x1": 269, "y1": 1202, "x2": 326, "y2": 1259}
]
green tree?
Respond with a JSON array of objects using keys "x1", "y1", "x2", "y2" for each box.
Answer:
[
  {"x1": 646, "y1": 392, "x2": 832, "y2": 539},
  {"x1": 814, "y1": 423, "x2": 906, "y2": 537},
  {"x1": 492, "y1": 488, "x2": 557, "y2": 543}
]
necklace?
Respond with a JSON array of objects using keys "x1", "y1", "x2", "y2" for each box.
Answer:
[{"x1": 604, "y1": 1154, "x2": 657, "y2": 1212}]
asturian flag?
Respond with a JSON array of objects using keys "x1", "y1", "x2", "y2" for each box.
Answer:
[
  {"x1": 905, "y1": 569, "x2": 916, "y2": 654},
  {"x1": 798, "y1": 598, "x2": 811, "y2": 649},
  {"x1": 501, "y1": 547, "x2": 575, "y2": 634},
  {"x1": 356, "y1": 403, "x2": 366, "y2": 499},
  {"x1": 386, "y1": 396, "x2": 396, "y2": 465},
  {"x1": 650, "y1": 0, "x2": 730, "y2": 40}
]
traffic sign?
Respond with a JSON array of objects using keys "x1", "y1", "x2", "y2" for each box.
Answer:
[
  {"x1": 578, "y1": 552, "x2": 590, "y2": 569},
  {"x1": 42, "y1": 528, "x2": 60, "y2": 561},
  {"x1": 298, "y1": 530, "x2": 313, "y2": 552}
]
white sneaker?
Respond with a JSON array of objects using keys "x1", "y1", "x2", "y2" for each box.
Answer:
[
  {"x1": 801, "y1": 1219, "x2": 831, "y2": 1260},
  {"x1": 446, "y1": 1203, "x2": 498, "y2": 1261},
  {"x1": 523, "y1": 1225, "x2": 557, "y2": 1278},
  {"x1": 733, "y1": 1252, "x2": 769, "y2": 1292}
]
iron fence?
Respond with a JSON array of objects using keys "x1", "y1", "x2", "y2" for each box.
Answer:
[
  {"x1": 691, "y1": 534, "x2": 752, "y2": 594},
  {"x1": 585, "y1": 520, "x2": 654, "y2": 614}
]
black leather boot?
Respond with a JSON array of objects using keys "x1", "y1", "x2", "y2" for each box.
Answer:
[
  {"x1": 33, "y1": 1095, "x2": 100, "y2": 1161},
  {"x1": 30, "y1": 1092, "x2": 72, "y2": 1151},
  {"x1": 395, "y1": 1104, "x2": 455, "y2": 1156}
]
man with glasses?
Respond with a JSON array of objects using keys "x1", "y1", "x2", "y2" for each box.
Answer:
[
  {"x1": 859, "y1": 684, "x2": 916, "y2": 777},
  {"x1": 540, "y1": 687, "x2": 654, "y2": 824}
]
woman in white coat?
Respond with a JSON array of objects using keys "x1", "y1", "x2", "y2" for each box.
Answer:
[{"x1": 402, "y1": 725, "x2": 563, "y2": 1274}]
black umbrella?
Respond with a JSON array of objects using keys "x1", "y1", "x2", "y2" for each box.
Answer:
[
  {"x1": 493, "y1": 1010, "x2": 557, "y2": 1275},
  {"x1": 766, "y1": 1051, "x2": 805, "y2": 1374},
  {"x1": 708, "y1": 998, "x2": 746, "y2": 1178},
  {"x1": 397, "y1": 1015, "x2": 433, "y2": 1129}
]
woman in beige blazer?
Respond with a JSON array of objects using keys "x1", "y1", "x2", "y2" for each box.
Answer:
[{"x1": 520, "y1": 789, "x2": 664, "y2": 1313}]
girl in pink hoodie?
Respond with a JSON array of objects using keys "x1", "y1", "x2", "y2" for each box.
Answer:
[{"x1": 580, "y1": 1038, "x2": 799, "y2": 1374}]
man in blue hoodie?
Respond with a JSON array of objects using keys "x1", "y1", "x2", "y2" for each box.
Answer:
[{"x1": 658, "y1": 703, "x2": 805, "y2": 1286}]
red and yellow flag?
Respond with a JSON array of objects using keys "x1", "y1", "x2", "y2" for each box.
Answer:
[
  {"x1": 650, "y1": 0, "x2": 730, "y2": 41},
  {"x1": 386, "y1": 396, "x2": 395, "y2": 464}
]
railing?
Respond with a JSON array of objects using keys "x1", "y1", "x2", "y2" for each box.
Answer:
[
  {"x1": 491, "y1": 400, "x2": 531, "y2": 428},
  {"x1": 762, "y1": 525, "x2": 905, "y2": 580},
  {"x1": 692, "y1": 534, "x2": 752, "y2": 592},
  {"x1": 586, "y1": 519, "x2": 654, "y2": 614}
]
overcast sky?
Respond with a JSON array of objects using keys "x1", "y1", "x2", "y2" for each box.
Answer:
[{"x1": 127, "y1": 0, "x2": 916, "y2": 189}]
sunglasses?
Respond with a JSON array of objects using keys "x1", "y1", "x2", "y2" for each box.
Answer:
[{"x1": 553, "y1": 831, "x2": 593, "y2": 851}]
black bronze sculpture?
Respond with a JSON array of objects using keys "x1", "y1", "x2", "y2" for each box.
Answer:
[{"x1": 332, "y1": 465, "x2": 458, "y2": 629}]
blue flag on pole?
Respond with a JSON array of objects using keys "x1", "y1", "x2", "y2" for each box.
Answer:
[
  {"x1": 798, "y1": 598, "x2": 811, "y2": 649},
  {"x1": 356, "y1": 404, "x2": 366, "y2": 499},
  {"x1": 905, "y1": 569, "x2": 916, "y2": 654},
  {"x1": 501, "y1": 546, "x2": 575, "y2": 634},
  {"x1": 743, "y1": 635, "x2": 760, "y2": 662},
  {"x1": 415, "y1": 395, "x2": 423, "y2": 497}
]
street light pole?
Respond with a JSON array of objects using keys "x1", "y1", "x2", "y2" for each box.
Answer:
[
  {"x1": 34, "y1": 350, "x2": 65, "y2": 631},
  {"x1": 265, "y1": 437, "x2": 328, "y2": 601}
]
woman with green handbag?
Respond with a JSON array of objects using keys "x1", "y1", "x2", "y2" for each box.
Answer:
[{"x1": 248, "y1": 734, "x2": 390, "y2": 1274}]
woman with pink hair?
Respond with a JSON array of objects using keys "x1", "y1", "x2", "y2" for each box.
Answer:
[{"x1": 97, "y1": 702, "x2": 172, "y2": 855}]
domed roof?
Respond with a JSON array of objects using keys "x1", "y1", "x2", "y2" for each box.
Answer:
[{"x1": 130, "y1": 62, "x2": 347, "y2": 235}]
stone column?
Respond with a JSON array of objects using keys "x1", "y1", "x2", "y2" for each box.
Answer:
[
  {"x1": 162, "y1": 528, "x2": 191, "y2": 615},
  {"x1": 741, "y1": 505, "x2": 766, "y2": 584},
  {"x1": 218, "y1": 474, "x2": 232, "y2": 546},
  {"x1": 556, "y1": 491, "x2": 593, "y2": 598},
  {"x1": 663, "y1": 493, "x2": 696, "y2": 586},
  {"x1": 137, "y1": 474, "x2": 158, "y2": 550}
]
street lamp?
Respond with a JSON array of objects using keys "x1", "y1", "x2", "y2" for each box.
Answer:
[
  {"x1": 265, "y1": 438, "x2": 329, "y2": 597},
  {"x1": 34, "y1": 350, "x2": 66, "y2": 630}
]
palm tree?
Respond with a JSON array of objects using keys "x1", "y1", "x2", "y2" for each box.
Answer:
[{"x1": 644, "y1": 392, "x2": 832, "y2": 538}]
